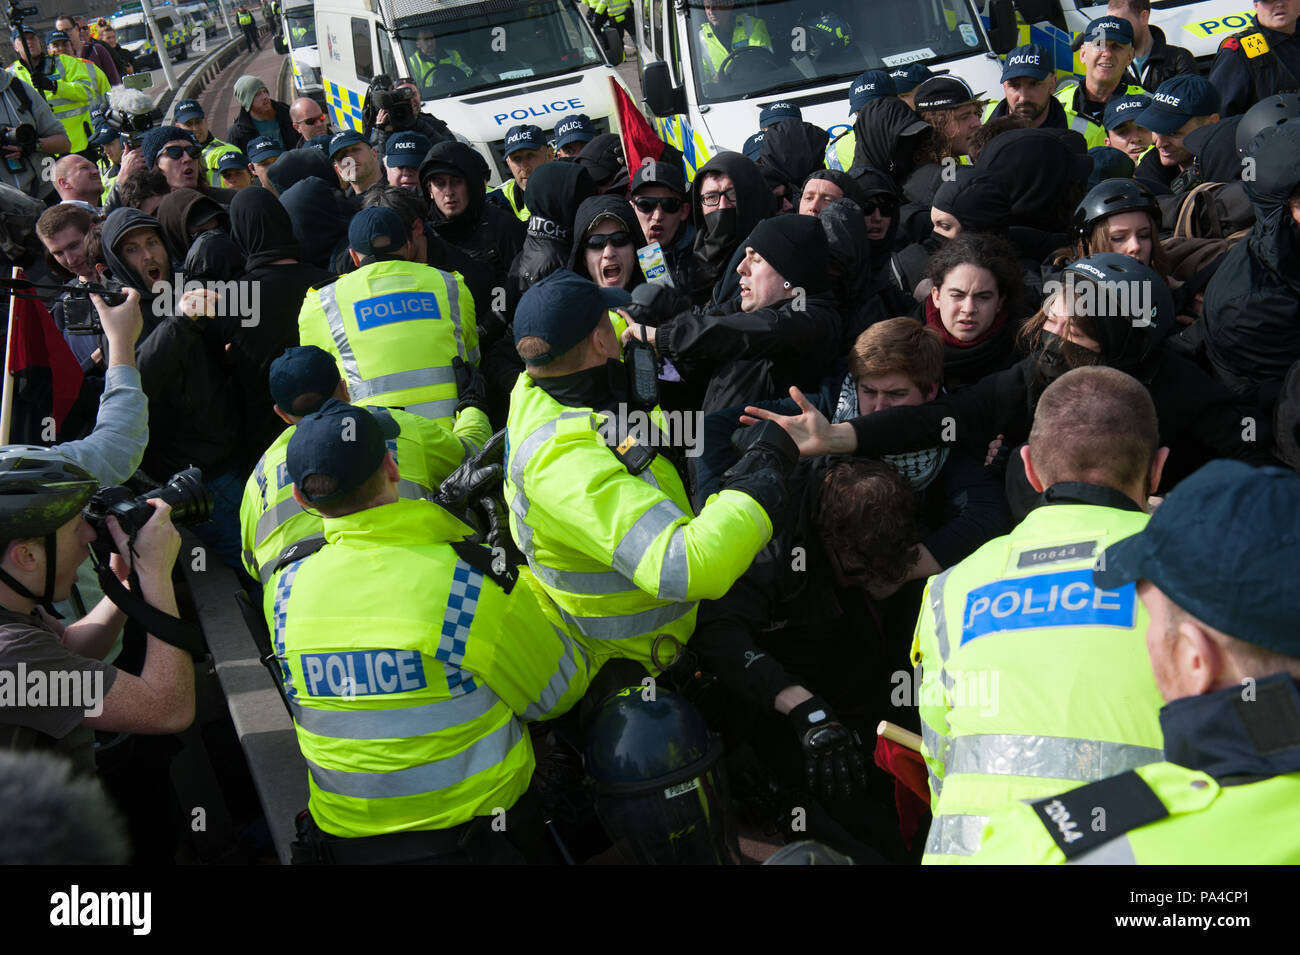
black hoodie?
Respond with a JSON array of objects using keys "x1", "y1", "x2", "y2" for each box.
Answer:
[
  {"x1": 267, "y1": 147, "x2": 335, "y2": 195},
  {"x1": 758, "y1": 119, "x2": 830, "y2": 198},
  {"x1": 976, "y1": 128, "x2": 1091, "y2": 235},
  {"x1": 155, "y1": 188, "x2": 239, "y2": 282},
  {"x1": 818, "y1": 197, "x2": 890, "y2": 347},
  {"x1": 101, "y1": 207, "x2": 168, "y2": 342},
  {"x1": 566, "y1": 194, "x2": 647, "y2": 290},
  {"x1": 420, "y1": 141, "x2": 525, "y2": 290},
  {"x1": 506, "y1": 161, "x2": 598, "y2": 303},
  {"x1": 279, "y1": 177, "x2": 351, "y2": 273},
  {"x1": 850, "y1": 97, "x2": 931, "y2": 190},
  {"x1": 688, "y1": 151, "x2": 774, "y2": 305}
]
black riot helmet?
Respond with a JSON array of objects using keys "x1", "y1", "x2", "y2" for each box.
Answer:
[
  {"x1": 1072, "y1": 178, "x2": 1161, "y2": 251},
  {"x1": 586, "y1": 685, "x2": 740, "y2": 865},
  {"x1": 1236, "y1": 93, "x2": 1300, "y2": 155}
]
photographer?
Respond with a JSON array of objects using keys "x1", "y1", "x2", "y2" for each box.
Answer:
[
  {"x1": 365, "y1": 76, "x2": 451, "y2": 166},
  {"x1": 0, "y1": 55, "x2": 70, "y2": 199},
  {"x1": 8, "y1": 24, "x2": 95, "y2": 156}
]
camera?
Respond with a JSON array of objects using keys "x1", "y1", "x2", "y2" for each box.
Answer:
[
  {"x1": 62, "y1": 280, "x2": 127, "y2": 335},
  {"x1": 366, "y1": 74, "x2": 415, "y2": 131},
  {"x1": 0, "y1": 122, "x2": 35, "y2": 172},
  {"x1": 103, "y1": 87, "x2": 159, "y2": 152},
  {"x1": 83, "y1": 468, "x2": 213, "y2": 545}
]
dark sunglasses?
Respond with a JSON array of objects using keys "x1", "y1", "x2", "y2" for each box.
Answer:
[
  {"x1": 584, "y1": 231, "x2": 633, "y2": 250},
  {"x1": 862, "y1": 200, "x2": 896, "y2": 217},
  {"x1": 157, "y1": 144, "x2": 202, "y2": 161},
  {"x1": 633, "y1": 195, "x2": 685, "y2": 214},
  {"x1": 299, "y1": 114, "x2": 328, "y2": 126}
]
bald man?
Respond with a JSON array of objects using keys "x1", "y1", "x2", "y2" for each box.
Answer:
[
  {"x1": 289, "y1": 97, "x2": 333, "y2": 146},
  {"x1": 53, "y1": 155, "x2": 105, "y2": 208}
]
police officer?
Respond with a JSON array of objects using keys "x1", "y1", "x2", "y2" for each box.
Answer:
[
  {"x1": 239, "y1": 345, "x2": 490, "y2": 587},
  {"x1": 237, "y1": 6, "x2": 261, "y2": 54},
  {"x1": 9, "y1": 26, "x2": 96, "y2": 156},
  {"x1": 824, "y1": 70, "x2": 895, "y2": 171},
  {"x1": 1208, "y1": 0, "x2": 1300, "y2": 117},
  {"x1": 697, "y1": 0, "x2": 772, "y2": 87},
  {"x1": 1132, "y1": 75, "x2": 1220, "y2": 193},
  {"x1": 588, "y1": 0, "x2": 633, "y2": 51},
  {"x1": 298, "y1": 207, "x2": 478, "y2": 429},
  {"x1": 553, "y1": 113, "x2": 595, "y2": 159},
  {"x1": 975, "y1": 460, "x2": 1300, "y2": 864},
  {"x1": 173, "y1": 99, "x2": 241, "y2": 189},
  {"x1": 487, "y1": 124, "x2": 551, "y2": 223},
  {"x1": 504, "y1": 269, "x2": 798, "y2": 676},
  {"x1": 0, "y1": 49, "x2": 71, "y2": 198},
  {"x1": 984, "y1": 44, "x2": 1067, "y2": 131},
  {"x1": 407, "y1": 28, "x2": 472, "y2": 94},
  {"x1": 271, "y1": 399, "x2": 591, "y2": 861},
  {"x1": 911, "y1": 366, "x2": 1170, "y2": 863},
  {"x1": 1056, "y1": 16, "x2": 1148, "y2": 148}
]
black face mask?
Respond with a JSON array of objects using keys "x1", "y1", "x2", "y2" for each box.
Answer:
[
  {"x1": 922, "y1": 230, "x2": 947, "y2": 254},
  {"x1": 701, "y1": 207, "x2": 738, "y2": 244},
  {"x1": 1036, "y1": 329, "x2": 1102, "y2": 384}
]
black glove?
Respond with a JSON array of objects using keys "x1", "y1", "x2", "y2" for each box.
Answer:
[
  {"x1": 622, "y1": 282, "x2": 691, "y2": 329},
  {"x1": 591, "y1": 11, "x2": 610, "y2": 31},
  {"x1": 435, "y1": 428, "x2": 505, "y2": 514},
  {"x1": 718, "y1": 421, "x2": 799, "y2": 528},
  {"x1": 30, "y1": 71, "x2": 57, "y2": 94},
  {"x1": 452, "y1": 355, "x2": 487, "y2": 415},
  {"x1": 789, "y1": 695, "x2": 868, "y2": 801}
]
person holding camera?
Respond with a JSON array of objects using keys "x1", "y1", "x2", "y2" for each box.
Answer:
[
  {"x1": 0, "y1": 60, "x2": 69, "y2": 200},
  {"x1": 9, "y1": 25, "x2": 96, "y2": 157},
  {"x1": 366, "y1": 77, "x2": 452, "y2": 167},
  {"x1": 0, "y1": 289, "x2": 192, "y2": 777}
]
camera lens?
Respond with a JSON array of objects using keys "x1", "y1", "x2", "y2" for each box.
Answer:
[{"x1": 146, "y1": 468, "x2": 212, "y2": 526}]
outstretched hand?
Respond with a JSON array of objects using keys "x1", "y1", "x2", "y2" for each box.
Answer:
[{"x1": 741, "y1": 386, "x2": 832, "y2": 458}]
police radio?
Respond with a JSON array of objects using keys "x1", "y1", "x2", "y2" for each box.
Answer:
[{"x1": 624, "y1": 333, "x2": 660, "y2": 411}]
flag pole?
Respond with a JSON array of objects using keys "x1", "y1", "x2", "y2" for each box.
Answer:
[{"x1": 0, "y1": 267, "x2": 19, "y2": 445}]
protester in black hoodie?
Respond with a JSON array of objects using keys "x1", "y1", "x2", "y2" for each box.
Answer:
[
  {"x1": 506, "y1": 160, "x2": 598, "y2": 304},
  {"x1": 100, "y1": 207, "x2": 169, "y2": 343},
  {"x1": 687, "y1": 151, "x2": 774, "y2": 305},
  {"x1": 814, "y1": 197, "x2": 892, "y2": 348},
  {"x1": 849, "y1": 97, "x2": 933, "y2": 192},
  {"x1": 227, "y1": 187, "x2": 334, "y2": 458},
  {"x1": 420, "y1": 140, "x2": 525, "y2": 294},
  {"x1": 278, "y1": 177, "x2": 351, "y2": 273},
  {"x1": 757, "y1": 119, "x2": 830, "y2": 213},
  {"x1": 265, "y1": 147, "x2": 335, "y2": 196},
  {"x1": 567, "y1": 194, "x2": 647, "y2": 291},
  {"x1": 155, "y1": 188, "x2": 243, "y2": 284}
]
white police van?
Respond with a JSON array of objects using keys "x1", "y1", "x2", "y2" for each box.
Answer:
[
  {"x1": 278, "y1": 0, "x2": 324, "y2": 97},
  {"x1": 633, "y1": 0, "x2": 1009, "y2": 182},
  {"x1": 315, "y1": 0, "x2": 633, "y2": 185},
  {"x1": 109, "y1": 0, "x2": 194, "y2": 67}
]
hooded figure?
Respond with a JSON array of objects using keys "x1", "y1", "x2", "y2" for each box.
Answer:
[
  {"x1": 849, "y1": 98, "x2": 932, "y2": 191},
  {"x1": 931, "y1": 172, "x2": 1013, "y2": 236},
  {"x1": 567, "y1": 194, "x2": 647, "y2": 291},
  {"x1": 976, "y1": 128, "x2": 1091, "y2": 235},
  {"x1": 758, "y1": 119, "x2": 830, "y2": 206},
  {"x1": 266, "y1": 147, "x2": 335, "y2": 195},
  {"x1": 101, "y1": 206, "x2": 170, "y2": 338},
  {"x1": 817, "y1": 197, "x2": 891, "y2": 348},
  {"x1": 1179, "y1": 116, "x2": 1246, "y2": 186},
  {"x1": 1202, "y1": 122, "x2": 1300, "y2": 409},
  {"x1": 278, "y1": 176, "x2": 351, "y2": 273},
  {"x1": 576, "y1": 133, "x2": 629, "y2": 194},
  {"x1": 799, "y1": 169, "x2": 867, "y2": 211},
  {"x1": 688, "y1": 151, "x2": 775, "y2": 305},
  {"x1": 420, "y1": 140, "x2": 525, "y2": 290},
  {"x1": 227, "y1": 187, "x2": 334, "y2": 457},
  {"x1": 155, "y1": 188, "x2": 241, "y2": 282},
  {"x1": 506, "y1": 160, "x2": 598, "y2": 302}
]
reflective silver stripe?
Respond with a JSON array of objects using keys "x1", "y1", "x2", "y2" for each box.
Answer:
[
  {"x1": 527, "y1": 559, "x2": 637, "y2": 596},
  {"x1": 1070, "y1": 115, "x2": 1093, "y2": 136},
  {"x1": 400, "y1": 398, "x2": 459, "y2": 420},
  {"x1": 921, "y1": 719, "x2": 948, "y2": 762},
  {"x1": 350, "y1": 365, "x2": 457, "y2": 402},
  {"x1": 435, "y1": 268, "x2": 469, "y2": 363},
  {"x1": 319, "y1": 282, "x2": 362, "y2": 386},
  {"x1": 610, "y1": 498, "x2": 685, "y2": 580},
  {"x1": 305, "y1": 717, "x2": 522, "y2": 798},
  {"x1": 522, "y1": 625, "x2": 587, "y2": 721},
  {"x1": 924, "y1": 813, "x2": 989, "y2": 857},
  {"x1": 1069, "y1": 835, "x2": 1138, "y2": 866},
  {"x1": 928, "y1": 566, "x2": 956, "y2": 662},
  {"x1": 560, "y1": 598, "x2": 694, "y2": 641},
  {"x1": 397, "y1": 478, "x2": 432, "y2": 500},
  {"x1": 289, "y1": 684, "x2": 501, "y2": 740},
  {"x1": 256, "y1": 497, "x2": 305, "y2": 545},
  {"x1": 657, "y1": 526, "x2": 689, "y2": 600},
  {"x1": 945, "y1": 734, "x2": 1164, "y2": 781}
]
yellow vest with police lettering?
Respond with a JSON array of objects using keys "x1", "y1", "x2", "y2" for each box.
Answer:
[
  {"x1": 1054, "y1": 80, "x2": 1147, "y2": 149},
  {"x1": 9, "y1": 54, "x2": 95, "y2": 153}
]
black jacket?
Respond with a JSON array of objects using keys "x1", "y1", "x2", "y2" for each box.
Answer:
[
  {"x1": 506, "y1": 161, "x2": 597, "y2": 306},
  {"x1": 849, "y1": 97, "x2": 929, "y2": 191},
  {"x1": 976, "y1": 128, "x2": 1090, "y2": 234},
  {"x1": 1135, "y1": 145, "x2": 1180, "y2": 196},
  {"x1": 225, "y1": 100, "x2": 302, "y2": 154},
  {"x1": 278, "y1": 177, "x2": 350, "y2": 272},
  {"x1": 687, "y1": 151, "x2": 774, "y2": 304},
  {"x1": 1122, "y1": 26, "x2": 1198, "y2": 93},
  {"x1": 1202, "y1": 122, "x2": 1300, "y2": 406},
  {"x1": 1208, "y1": 16, "x2": 1300, "y2": 118},
  {"x1": 819, "y1": 198, "x2": 892, "y2": 348}
]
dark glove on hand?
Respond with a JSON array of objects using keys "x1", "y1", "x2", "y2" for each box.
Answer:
[
  {"x1": 30, "y1": 72, "x2": 57, "y2": 94},
  {"x1": 452, "y1": 355, "x2": 488, "y2": 415},
  {"x1": 622, "y1": 282, "x2": 691, "y2": 329},
  {"x1": 435, "y1": 428, "x2": 506, "y2": 512},
  {"x1": 719, "y1": 421, "x2": 799, "y2": 530},
  {"x1": 789, "y1": 696, "x2": 869, "y2": 801}
]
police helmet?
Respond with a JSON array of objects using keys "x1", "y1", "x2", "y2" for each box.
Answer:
[
  {"x1": 806, "y1": 13, "x2": 852, "y2": 57},
  {"x1": 586, "y1": 685, "x2": 740, "y2": 865},
  {"x1": 0, "y1": 449, "x2": 99, "y2": 542},
  {"x1": 1235, "y1": 93, "x2": 1300, "y2": 155},
  {"x1": 1072, "y1": 178, "x2": 1161, "y2": 247},
  {"x1": 1057, "y1": 253, "x2": 1174, "y2": 373}
]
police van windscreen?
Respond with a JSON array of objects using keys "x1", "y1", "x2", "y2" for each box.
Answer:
[
  {"x1": 394, "y1": 1, "x2": 603, "y2": 100},
  {"x1": 115, "y1": 23, "x2": 149, "y2": 43},
  {"x1": 687, "y1": 0, "x2": 990, "y2": 103},
  {"x1": 286, "y1": 8, "x2": 317, "y2": 47}
]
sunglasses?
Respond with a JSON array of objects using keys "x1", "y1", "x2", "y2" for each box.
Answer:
[
  {"x1": 299, "y1": 114, "x2": 328, "y2": 126},
  {"x1": 633, "y1": 195, "x2": 685, "y2": 214},
  {"x1": 157, "y1": 144, "x2": 202, "y2": 161},
  {"x1": 862, "y1": 200, "x2": 896, "y2": 216},
  {"x1": 584, "y1": 231, "x2": 633, "y2": 250}
]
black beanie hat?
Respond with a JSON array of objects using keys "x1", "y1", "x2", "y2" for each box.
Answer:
[
  {"x1": 802, "y1": 169, "x2": 867, "y2": 211},
  {"x1": 745, "y1": 213, "x2": 830, "y2": 293},
  {"x1": 932, "y1": 171, "x2": 1013, "y2": 234}
]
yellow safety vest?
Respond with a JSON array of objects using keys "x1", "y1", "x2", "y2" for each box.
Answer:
[
  {"x1": 824, "y1": 130, "x2": 854, "y2": 172},
  {"x1": 503, "y1": 370, "x2": 772, "y2": 674},
  {"x1": 9, "y1": 53, "x2": 95, "y2": 153},
  {"x1": 239, "y1": 404, "x2": 489, "y2": 585},
  {"x1": 912, "y1": 498, "x2": 1166, "y2": 864},
  {"x1": 238, "y1": 11, "x2": 253, "y2": 26},
  {"x1": 408, "y1": 47, "x2": 472, "y2": 88},
  {"x1": 266, "y1": 497, "x2": 592, "y2": 837},
  {"x1": 698, "y1": 15, "x2": 772, "y2": 84},
  {"x1": 1053, "y1": 80, "x2": 1147, "y2": 149},
  {"x1": 489, "y1": 178, "x2": 529, "y2": 223},
  {"x1": 297, "y1": 260, "x2": 478, "y2": 428},
  {"x1": 202, "y1": 137, "x2": 242, "y2": 188}
]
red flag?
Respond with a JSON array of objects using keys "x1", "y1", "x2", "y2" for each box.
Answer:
[
  {"x1": 609, "y1": 76, "x2": 670, "y2": 174},
  {"x1": 5, "y1": 269, "x2": 85, "y2": 434},
  {"x1": 873, "y1": 734, "x2": 931, "y2": 850}
]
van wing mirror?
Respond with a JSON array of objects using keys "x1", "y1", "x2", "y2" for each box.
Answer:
[
  {"x1": 986, "y1": 0, "x2": 1019, "y2": 55},
  {"x1": 1014, "y1": 0, "x2": 1068, "y2": 32},
  {"x1": 641, "y1": 61, "x2": 683, "y2": 117}
]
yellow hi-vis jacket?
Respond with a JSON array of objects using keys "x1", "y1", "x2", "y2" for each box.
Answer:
[{"x1": 8, "y1": 53, "x2": 95, "y2": 153}]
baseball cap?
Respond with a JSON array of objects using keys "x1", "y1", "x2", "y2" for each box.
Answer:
[
  {"x1": 503, "y1": 124, "x2": 546, "y2": 156},
  {"x1": 328, "y1": 129, "x2": 368, "y2": 159},
  {"x1": 286, "y1": 398, "x2": 400, "y2": 505},
  {"x1": 90, "y1": 124, "x2": 123, "y2": 147},
  {"x1": 889, "y1": 63, "x2": 933, "y2": 94},
  {"x1": 10, "y1": 26, "x2": 37, "y2": 40},
  {"x1": 554, "y1": 113, "x2": 595, "y2": 150},
  {"x1": 45, "y1": 29, "x2": 70, "y2": 45},
  {"x1": 913, "y1": 75, "x2": 984, "y2": 112},
  {"x1": 1080, "y1": 15, "x2": 1134, "y2": 47},
  {"x1": 513, "y1": 269, "x2": 627, "y2": 366},
  {"x1": 848, "y1": 70, "x2": 896, "y2": 115},
  {"x1": 1093, "y1": 460, "x2": 1300, "y2": 656},
  {"x1": 759, "y1": 101, "x2": 801, "y2": 128},
  {"x1": 1001, "y1": 43, "x2": 1053, "y2": 83},
  {"x1": 174, "y1": 99, "x2": 204, "y2": 123},
  {"x1": 1104, "y1": 93, "x2": 1152, "y2": 131},
  {"x1": 1134, "y1": 75, "x2": 1222, "y2": 135},
  {"x1": 269, "y1": 346, "x2": 342, "y2": 414},
  {"x1": 216, "y1": 151, "x2": 250, "y2": 173},
  {"x1": 347, "y1": 206, "x2": 408, "y2": 258},
  {"x1": 742, "y1": 131, "x2": 765, "y2": 161},
  {"x1": 246, "y1": 135, "x2": 283, "y2": 163},
  {"x1": 384, "y1": 130, "x2": 432, "y2": 168},
  {"x1": 630, "y1": 159, "x2": 687, "y2": 196}
]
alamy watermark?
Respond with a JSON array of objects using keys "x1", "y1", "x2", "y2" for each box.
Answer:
[
  {"x1": 595, "y1": 403, "x2": 704, "y2": 458},
  {"x1": 0, "y1": 663, "x2": 104, "y2": 717},
  {"x1": 1043, "y1": 269, "x2": 1154, "y2": 328},
  {"x1": 150, "y1": 272, "x2": 261, "y2": 326}
]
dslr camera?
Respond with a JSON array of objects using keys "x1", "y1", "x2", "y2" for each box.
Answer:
[
  {"x1": 0, "y1": 123, "x2": 36, "y2": 172},
  {"x1": 83, "y1": 468, "x2": 213, "y2": 547},
  {"x1": 365, "y1": 74, "x2": 416, "y2": 132}
]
